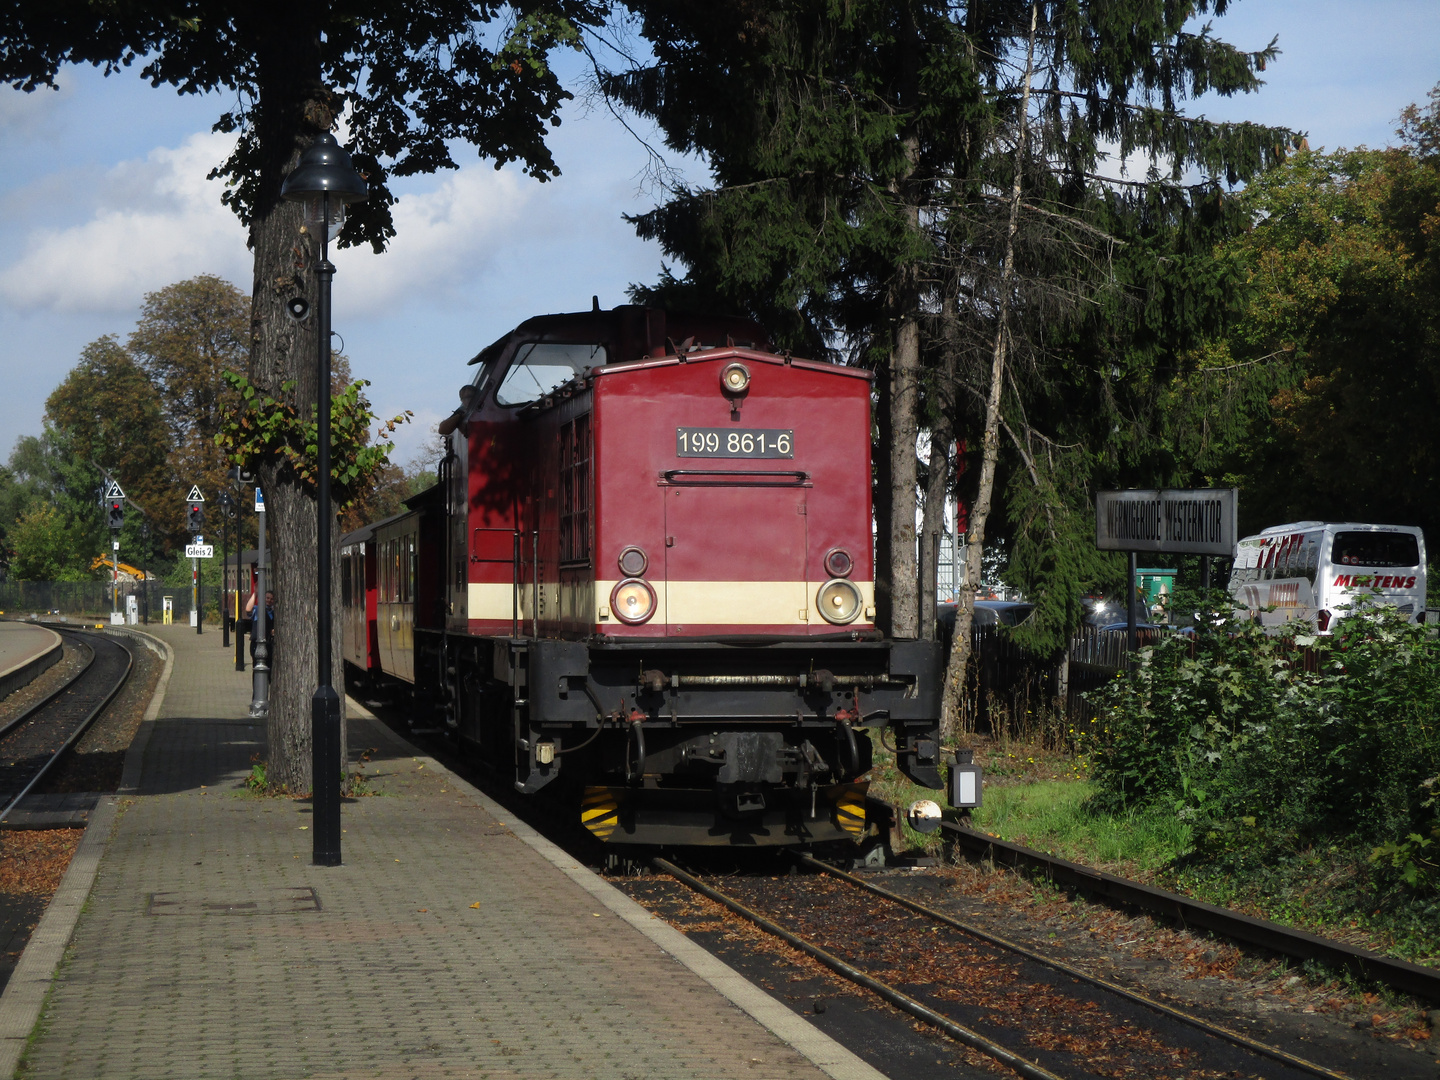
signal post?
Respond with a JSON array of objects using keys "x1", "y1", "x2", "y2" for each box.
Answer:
[
  {"x1": 103, "y1": 480, "x2": 125, "y2": 624},
  {"x1": 185, "y1": 486, "x2": 210, "y2": 633}
]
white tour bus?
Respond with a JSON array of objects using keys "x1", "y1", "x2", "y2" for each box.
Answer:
[{"x1": 1229, "y1": 521, "x2": 1427, "y2": 631}]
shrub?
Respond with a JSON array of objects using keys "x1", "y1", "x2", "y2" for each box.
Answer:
[{"x1": 1086, "y1": 603, "x2": 1440, "y2": 891}]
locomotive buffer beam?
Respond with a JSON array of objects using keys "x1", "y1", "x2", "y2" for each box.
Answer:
[{"x1": 638, "y1": 668, "x2": 904, "y2": 693}]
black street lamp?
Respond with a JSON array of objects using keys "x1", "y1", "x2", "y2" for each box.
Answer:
[
  {"x1": 280, "y1": 131, "x2": 367, "y2": 868},
  {"x1": 218, "y1": 490, "x2": 235, "y2": 648},
  {"x1": 140, "y1": 522, "x2": 150, "y2": 625}
]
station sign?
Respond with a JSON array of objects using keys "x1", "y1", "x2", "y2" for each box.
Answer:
[
  {"x1": 1095, "y1": 488, "x2": 1238, "y2": 557},
  {"x1": 186, "y1": 543, "x2": 215, "y2": 558},
  {"x1": 255, "y1": 486, "x2": 265, "y2": 512}
]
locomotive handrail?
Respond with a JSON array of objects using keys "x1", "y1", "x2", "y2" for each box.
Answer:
[{"x1": 659, "y1": 469, "x2": 809, "y2": 486}]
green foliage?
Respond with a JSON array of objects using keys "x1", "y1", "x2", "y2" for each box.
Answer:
[
  {"x1": 1213, "y1": 84, "x2": 1440, "y2": 540},
  {"x1": 1087, "y1": 605, "x2": 1440, "y2": 896},
  {"x1": 8, "y1": 503, "x2": 97, "y2": 582},
  {"x1": 612, "y1": 1, "x2": 1300, "y2": 648},
  {"x1": 972, "y1": 780, "x2": 1194, "y2": 873},
  {"x1": 0, "y1": 429, "x2": 108, "y2": 580},
  {"x1": 0, "y1": 0, "x2": 604, "y2": 251},
  {"x1": 215, "y1": 372, "x2": 411, "y2": 511}
]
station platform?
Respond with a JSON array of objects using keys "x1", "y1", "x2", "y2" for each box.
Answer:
[
  {"x1": 0, "y1": 621, "x2": 62, "y2": 702},
  {"x1": 0, "y1": 624, "x2": 882, "y2": 1080}
]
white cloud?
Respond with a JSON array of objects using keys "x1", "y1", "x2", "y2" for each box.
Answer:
[
  {"x1": 0, "y1": 131, "x2": 250, "y2": 312},
  {"x1": 0, "y1": 75, "x2": 75, "y2": 139},
  {"x1": 0, "y1": 121, "x2": 544, "y2": 322},
  {"x1": 332, "y1": 166, "x2": 533, "y2": 313}
]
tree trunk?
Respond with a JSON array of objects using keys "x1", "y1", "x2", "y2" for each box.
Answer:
[
  {"x1": 888, "y1": 296, "x2": 921, "y2": 640},
  {"x1": 873, "y1": 352, "x2": 893, "y2": 633},
  {"x1": 245, "y1": 35, "x2": 347, "y2": 793},
  {"x1": 940, "y1": 2, "x2": 1037, "y2": 746},
  {"x1": 886, "y1": 4, "x2": 924, "y2": 641}
]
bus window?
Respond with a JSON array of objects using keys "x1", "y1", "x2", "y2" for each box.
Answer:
[
  {"x1": 1332, "y1": 531, "x2": 1420, "y2": 568},
  {"x1": 1302, "y1": 534, "x2": 1320, "y2": 584}
]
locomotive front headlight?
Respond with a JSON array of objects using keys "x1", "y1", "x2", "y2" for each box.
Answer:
[
  {"x1": 720, "y1": 362, "x2": 751, "y2": 394},
  {"x1": 824, "y1": 548, "x2": 854, "y2": 578},
  {"x1": 612, "y1": 578, "x2": 657, "y2": 625},
  {"x1": 816, "y1": 578, "x2": 863, "y2": 625}
]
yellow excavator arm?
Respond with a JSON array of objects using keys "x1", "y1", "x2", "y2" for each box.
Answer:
[{"x1": 91, "y1": 555, "x2": 148, "y2": 581}]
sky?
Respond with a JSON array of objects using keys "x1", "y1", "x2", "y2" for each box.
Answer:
[{"x1": 0, "y1": 0, "x2": 1437, "y2": 470}]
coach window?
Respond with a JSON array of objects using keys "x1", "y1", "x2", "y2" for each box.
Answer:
[
  {"x1": 405, "y1": 534, "x2": 415, "y2": 603},
  {"x1": 495, "y1": 343, "x2": 607, "y2": 407}
]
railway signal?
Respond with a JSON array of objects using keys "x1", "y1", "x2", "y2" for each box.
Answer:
[
  {"x1": 107, "y1": 501, "x2": 124, "y2": 529},
  {"x1": 187, "y1": 503, "x2": 204, "y2": 533}
]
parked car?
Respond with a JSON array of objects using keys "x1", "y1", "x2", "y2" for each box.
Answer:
[{"x1": 936, "y1": 600, "x2": 1035, "y2": 639}]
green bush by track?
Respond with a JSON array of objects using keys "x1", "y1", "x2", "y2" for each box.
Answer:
[{"x1": 1085, "y1": 602, "x2": 1440, "y2": 902}]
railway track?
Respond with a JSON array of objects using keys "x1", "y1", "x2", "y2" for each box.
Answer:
[
  {"x1": 0, "y1": 629, "x2": 132, "y2": 823},
  {"x1": 654, "y1": 855, "x2": 1356, "y2": 1080},
  {"x1": 934, "y1": 817, "x2": 1440, "y2": 1004}
]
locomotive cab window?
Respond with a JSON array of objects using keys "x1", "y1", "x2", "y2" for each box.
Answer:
[{"x1": 495, "y1": 343, "x2": 606, "y2": 406}]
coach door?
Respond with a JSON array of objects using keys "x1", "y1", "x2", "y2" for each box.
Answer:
[{"x1": 662, "y1": 477, "x2": 808, "y2": 635}]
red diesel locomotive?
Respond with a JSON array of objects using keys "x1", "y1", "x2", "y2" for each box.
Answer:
[{"x1": 342, "y1": 303, "x2": 943, "y2": 845}]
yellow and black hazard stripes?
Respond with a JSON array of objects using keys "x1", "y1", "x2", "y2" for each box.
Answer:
[
  {"x1": 827, "y1": 782, "x2": 868, "y2": 838},
  {"x1": 581, "y1": 787, "x2": 621, "y2": 840}
]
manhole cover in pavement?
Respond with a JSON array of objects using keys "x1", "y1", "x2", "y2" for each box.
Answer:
[{"x1": 145, "y1": 887, "x2": 321, "y2": 916}]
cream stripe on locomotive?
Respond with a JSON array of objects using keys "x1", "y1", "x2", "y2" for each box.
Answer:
[{"x1": 467, "y1": 579, "x2": 875, "y2": 626}]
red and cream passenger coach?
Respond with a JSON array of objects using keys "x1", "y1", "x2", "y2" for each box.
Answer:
[{"x1": 343, "y1": 304, "x2": 943, "y2": 845}]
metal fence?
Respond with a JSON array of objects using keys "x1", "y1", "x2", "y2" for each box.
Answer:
[
  {"x1": 954, "y1": 625, "x2": 1192, "y2": 744},
  {"x1": 0, "y1": 581, "x2": 216, "y2": 621}
]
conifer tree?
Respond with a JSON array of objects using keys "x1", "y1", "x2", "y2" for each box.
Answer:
[{"x1": 610, "y1": 0, "x2": 1298, "y2": 741}]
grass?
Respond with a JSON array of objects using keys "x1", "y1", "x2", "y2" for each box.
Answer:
[{"x1": 970, "y1": 780, "x2": 1192, "y2": 875}]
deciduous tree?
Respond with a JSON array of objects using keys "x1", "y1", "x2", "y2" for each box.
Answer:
[
  {"x1": 1215, "y1": 85, "x2": 1440, "y2": 542},
  {"x1": 2, "y1": 0, "x2": 604, "y2": 792}
]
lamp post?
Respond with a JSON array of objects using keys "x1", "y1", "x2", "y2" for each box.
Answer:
[
  {"x1": 141, "y1": 522, "x2": 150, "y2": 625},
  {"x1": 228, "y1": 466, "x2": 251, "y2": 671},
  {"x1": 218, "y1": 490, "x2": 234, "y2": 648},
  {"x1": 280, "y1": 131, "x2": 367, "y2": 868}
]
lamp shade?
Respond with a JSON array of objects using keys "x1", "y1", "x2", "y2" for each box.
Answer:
[{"x1": 280, "y1": 132, "x2": 368, "y2": 204}]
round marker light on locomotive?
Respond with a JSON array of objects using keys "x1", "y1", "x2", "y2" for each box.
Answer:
[
  {"x1": 817, "y1": 578, "x2": 863, "y2": 624},
  {"x1": 720, "y1": 362, "x2": 751, "y2": 393},
  {"x1": 339, "y1": 303, "x2": 945, "y2": 848},
  {"x1": 611, "y1": 578, "x2": 656, "y2": 624},
  {"x1": 617, "y1": 546, "x2": 648, "y2": 577}
]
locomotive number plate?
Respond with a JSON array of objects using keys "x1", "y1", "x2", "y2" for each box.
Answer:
[{"x1": 676, "y1": 427, "x2": 794, "y2": 458}]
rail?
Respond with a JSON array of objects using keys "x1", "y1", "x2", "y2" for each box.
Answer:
[
  {"x1": 939, "y1": 821, "x2": 1440, "y2": 1002},
  {"x1": 653, "y1": 857, "x2": 1062, "y2": 1080},
  {"x1": 0, "y1": 629, "x2": 133, "y2": 823}
]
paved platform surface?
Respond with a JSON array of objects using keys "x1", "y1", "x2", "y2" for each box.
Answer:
[
  {"x1": 8, "y1": 625, "x2": 878, "y2": 1080},
  {"x1": 0, "y1": 622, "x2": 61, "y2": 700}
]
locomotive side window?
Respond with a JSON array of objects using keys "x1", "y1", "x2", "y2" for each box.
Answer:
[
  {"x1": 495, "y1": 343, "x2": 606, "y2": 406},
  {"x1": 560, "y1": 414, "x2": 592, "y2": 566}
]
